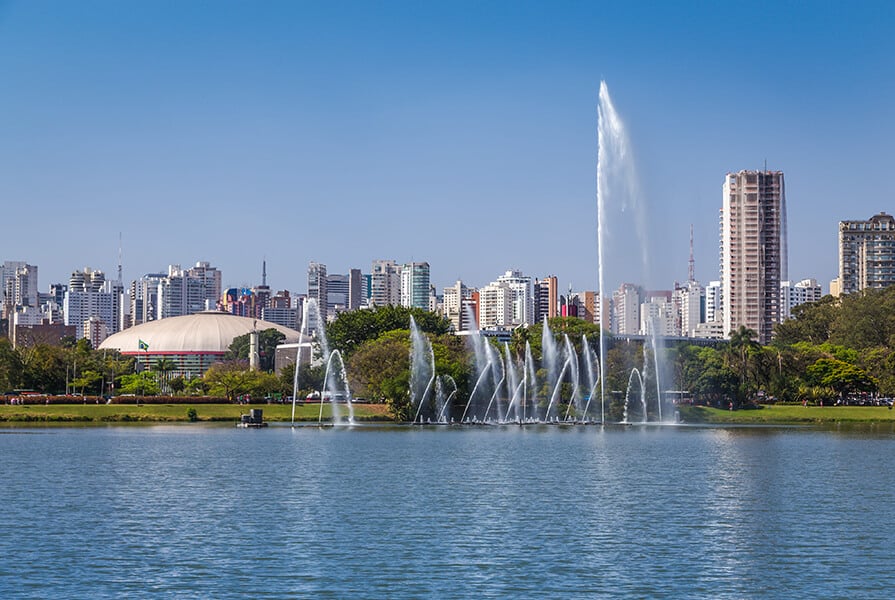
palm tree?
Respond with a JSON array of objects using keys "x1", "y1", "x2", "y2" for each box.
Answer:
[
  {"x1": 726, "y1": 326, "x2": 760, "y2": 405},
  {"x1": 153, "y1": 357, "x2": 178, "y2": 395}
]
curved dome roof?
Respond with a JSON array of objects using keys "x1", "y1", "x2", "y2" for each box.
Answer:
[{"x1": 99, "y1": 312, "x2": 301, "y2": 353}]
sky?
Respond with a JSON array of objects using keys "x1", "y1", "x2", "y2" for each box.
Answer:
[{"x1": 1, "y1": 1, "x2": 893, "y2": 296}]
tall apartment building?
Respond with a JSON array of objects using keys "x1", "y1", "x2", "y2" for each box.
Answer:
[
  {"x1": 443, "y1": 280, "x2": 473, "y2": 331},
  {"x1": 307, "y1": 261, "x2": 327, "y2": 328},
  {"x1": 64, "y1": 279, "x2": 123, "y2": 340},
  {"x1": 400, "y1": 262, "x2": 430, "y2": 310},
  {"x1": 533, "y1": 276, "x2": 558, "y2": 323},
  {"x1": 2, "y1": 262, "x2": 38, "y2": 320},
  {"x1": 611, "y1": 283, "x2": 641, "y2": 335},
  {"x1": 495, "y1": 270, "x2": 534, "y2": 326},
  {"x1": 676, "y1": 280, "x2": 705, "y2": 337},
  {"x1": 478, "y1": 283, "x2": 513, "y2": 328},
  {"x1": 639, "y1": 291, "x2": 675, "y2": 337},
  {"x1": 721, "y1": 170, "x2": 787, "y2": 344},
  {"x1": 780, "y1": 279, "x2": 822, "y2": 321},
  {"x1": 326, "y1": 273, "x2": 349, "y2": 315},
  {"x1": 838, "y1": 212, "x2": 895, "y2": 295},
  {"x1": 348, "y1": 268, "x2": 364, "y2": 311},
  {"x1": 370, "y1": 259, "x2": 400, "y2": 307}
]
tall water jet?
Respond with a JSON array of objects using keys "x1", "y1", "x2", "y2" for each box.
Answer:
[
  {"x1": 524, "y1": 341, "x2": 539, "y2": 421},
  {"x1": 623, "y1": 368, "x2": 645, "y2": 424},
  {"x1": 410, "y1": 316, "x2": 436, "y2": 423},
  {"x1": 580, "y1": 334, "x2": 599, "y2": 422},
  {"x1": 597, "y1": 81, "x2": 664, "y2": 422},
  {"x1": 436, "y1": 375, "x2": 458, "y2": 423},
  {"x1": 317, "y1": 349, "x2": 354, "y2": 425},
  {"x1": 503, "y1": 342, "x2": 521, "y2": 422},
  {"x1": 541, "y1": 317, "x2": 559, "y2": 400}
]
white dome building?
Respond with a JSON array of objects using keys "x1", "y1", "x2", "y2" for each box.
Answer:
[{"x1": 99, "y1": 311, "x2": 301, "y2": 377}]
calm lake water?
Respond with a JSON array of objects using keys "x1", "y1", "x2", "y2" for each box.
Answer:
[{"x1": 1, "y1": 423, "x2": 894, "y2": 598}]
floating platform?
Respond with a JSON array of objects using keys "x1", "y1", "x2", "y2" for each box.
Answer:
[{"x1": 237, "y1": 408, "x2": 268, "y2": 428}]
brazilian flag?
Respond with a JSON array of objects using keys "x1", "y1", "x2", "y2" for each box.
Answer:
[{"x1": 138, "y1": 339, "x2": 149, "y2": 351}]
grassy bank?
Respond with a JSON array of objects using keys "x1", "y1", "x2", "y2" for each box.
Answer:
[
  {"x1": 678, "y1": 404, "x2": 895, "y2": 424},
  {"x1": 0, "y1": 403, "x2": 392, "y2": 424}
]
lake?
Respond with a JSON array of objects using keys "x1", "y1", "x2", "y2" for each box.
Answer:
[{"x1": 1, "y1": 423, "x2": 894, "y2": 598}]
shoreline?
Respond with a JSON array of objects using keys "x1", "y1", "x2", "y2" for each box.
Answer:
[{"x1": 2, "y1": 403, "x2": 894, "y2": 426}]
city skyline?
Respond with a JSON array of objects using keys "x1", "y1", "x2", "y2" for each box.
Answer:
[{"x1": 2, "y1": 2, "x2": 893, "y2": 292}]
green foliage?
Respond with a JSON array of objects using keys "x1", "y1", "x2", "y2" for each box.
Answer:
[
  {"x1": 119, "y1": 372, "x2": 161, "y2": 396},
  {"x1": 186, "y1": 407, "x2": 198, "y2": 422},
  {"x1": 326, "y1": 305, "x2": 451, "y2": 357},
  {"x1": 225, "y1": 328, "x2": 286, "y2": 371}
]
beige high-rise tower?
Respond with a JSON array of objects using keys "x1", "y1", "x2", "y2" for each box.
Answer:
[{"x1": 720, "y1": 170, "x2": 787, "y2": 345}]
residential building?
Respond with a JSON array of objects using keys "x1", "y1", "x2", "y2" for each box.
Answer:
[
  {"x1": 370, "y1": 260, "x2": 400, "y2": 307},
  {"x1": 721, "y1": 170, "x2": 787, "y2": 344},
  {"x1": 780, "y1": 278, "x2": 823, "y2": 321},
  {"x1": 611, "y1": 283, "x2": 641, "y2": 335},
  {"x1": 326, "y1": 273, "x2": 349, "y2": 316},
  {"x1": 534, "y1": 276, "x2": 558, "y2": 322},
  {"x1": 478, "y1": 282, "x2": 513, "y2": 328},
  {"x1": 400, "y1": 262, "x2": 430, "y2": 310},
  {"x1": 838, "y1": 212, "x2": 895, "y2": 295},
  {"x1": 348, "y1": 268, "x2": 364, "y2": 311},
  {"x1": 676, "y1": 281, "x2": 705, "y2": 337},
  {"x1": 307, "y1": 261, "x2": 327, "y2": 327},
  {"x1": 494, "y1": 270, "x2": 534, "y2": 326}
]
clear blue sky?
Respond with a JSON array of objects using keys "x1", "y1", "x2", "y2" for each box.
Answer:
[{"x1": 2, "y1": 1, "x2": 893, "y2": 295}]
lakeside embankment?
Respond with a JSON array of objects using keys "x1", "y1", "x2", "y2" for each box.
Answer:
[
  {"x1": 0, "y1": 403, "x2": 392, "y2": 423},
  {"x1": 1, "y1": 402, "x2": 894, "y2": 425},
  {"x1": 678, "y1": 404, "x2": 895, "y2": 424}
]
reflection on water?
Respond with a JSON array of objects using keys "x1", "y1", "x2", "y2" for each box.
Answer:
[{"x1": 0, "y1": 425, "x2": 894, "y2": 597}]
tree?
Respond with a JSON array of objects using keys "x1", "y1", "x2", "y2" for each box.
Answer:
[
  {"x1": 806, "y1": 357, "x2": 877, "y2": 401},
  {"x1": 725, "y1": 326, "x2": 761, "y2": 405},
  {"x1": 203, "y1": 360, "x2": 254, "y2": 401},
  {"x1": 225, "y1": 328, "x2": 286, "y2": 372},
  {"x1": 346, "y1": 330, "x2": 411, "y2": 418},
  {"x1": 119, "y1": 372, "x2": 161, "y2": 396},
  {"x1": 153, "y1": 357, "x2": 178, "y2": 394},
  {"x1": 326, "y1": 305, "x2": 451, "y2": 357}
]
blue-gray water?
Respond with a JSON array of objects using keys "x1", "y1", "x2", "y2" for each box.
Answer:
[{"x1": 2, "y1": 423, "x2": 895, "y2": 598}]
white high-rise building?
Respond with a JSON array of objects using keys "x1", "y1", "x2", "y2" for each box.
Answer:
[
  {"x1": 2, "y1": 262, "x2": 38, "y2": 318},
  {"x1": 611, "y1": 283, "x2": 641, "y2": 335},
  {"x1": 780, "y1": 278, "x2": 823, "y2": 321},
  {"x1": 721, "y1": 170, "x2": 787, "y2": 344},
  {"x1": 495, "y1": 270, "x2": 533, "y2": 326},
  {"x1": 640, "y1": 291, "x2": 675, "y2": 337},
  {"x1": 400, "y1": 262, "x2": 430, "y2": 310},
  {"x1": 64, "y1": 279, "x2": 122, "y2": 340},
  {"x1": 838, "y1": 212, "x2": 895, "y2": 295},
  {"x1": 478, "y1": 283, "x2": 513, "y2": 328},
  {"x1": 370, "y1": 260, "x2": 400, "y2": 307},
  {"x1": 676, "y1": 281, "x2": 705, "y2": 337},
  {"x1": 443, "y1": 280, "x2": 472, "y2": 331},
  {"x1": 307, "y1": 261, "x2": 328, "y2": 328}
]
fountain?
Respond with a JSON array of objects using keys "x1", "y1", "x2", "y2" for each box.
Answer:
[
  {"x1": 410, "y1": 316, "x2": 436, "y2": 423},
  {"x1": 623, "y1": 368, "x2": 646, "y2": 424},
  {"x1": 597, "y1": 81, "x2": 665, "y2": 423}
]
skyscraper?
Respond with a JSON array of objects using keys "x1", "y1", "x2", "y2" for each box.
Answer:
[
  {"x1": 400, "y1": 262, "x2": 430, "y2": 310},
  {"x1": 370, "y1": 260, "x2": 400, "y2": 307},
  {"x1": 837, "y1": 212, "x2": 895, "y2": 295},
  {"x1": 307, "y1": 261, "x2": 327, "y2": 325},
  {"x1": 720, "y1": 170, "x2": 787, "y2": 344}
]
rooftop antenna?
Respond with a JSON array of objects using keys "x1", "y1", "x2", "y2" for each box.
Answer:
[
  {"x1": 117, "y1": 232, "x2": 123, "y2": 283},
  {"x1": 262, "y1": 259, "x2": 267, "y2": 287},
  {"x1": 688, "y1": 224, "x2": 695, "y2": 283}
]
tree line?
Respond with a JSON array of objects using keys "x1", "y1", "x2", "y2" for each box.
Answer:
[{"x1": 3, "y1": 287, "x2": 895, "y2": 415}]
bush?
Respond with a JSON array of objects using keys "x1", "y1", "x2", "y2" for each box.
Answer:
[{"x1": 186, "y1": 407, "x2": 198, "y2": 422}]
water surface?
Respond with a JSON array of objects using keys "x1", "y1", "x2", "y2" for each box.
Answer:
[{"x1": 1, "y1": 424, "x2": 893, "y2": 598}]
